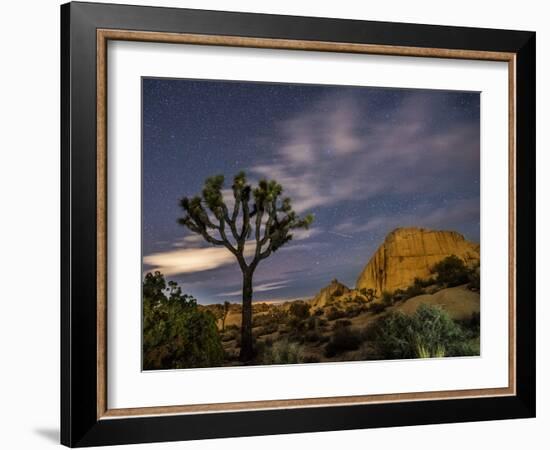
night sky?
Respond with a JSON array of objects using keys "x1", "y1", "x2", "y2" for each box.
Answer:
[{"x1": 142, "y1": 78, "x2": 480, "y2": 304}]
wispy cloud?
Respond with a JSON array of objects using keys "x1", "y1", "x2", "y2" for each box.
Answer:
[
  {"x1": 251, "y1": 92, "x2": 479, "y2": 215},
  {"x1": 144, "y1": 246, "x2": 247, "y2": 276},
  {"x1": 218, "y1": 280, "x2": 290, "y2": 297},
  {"x1": 333, "y1": 197, "x2": 479, "y2": 237},
  {"x1": 144, "y1": 226, "x2": 322, "y2": 277}
]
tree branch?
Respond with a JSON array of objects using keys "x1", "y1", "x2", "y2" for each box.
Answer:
[
  {"x1": 240, "y1": 194, "x2": 251, "y2": 242},
  {"x1": 253, "y1": 206, "x2": 264, "y2": 261},
  {"x1": 221, "y1": 203, "x2": 241, "y2": 245},
  {"x1": 218, "y1": 215, "x2": 238, "y2": 256},
  {"x1": 260, "y1": 199, "x2": 277, "y2": 246}
]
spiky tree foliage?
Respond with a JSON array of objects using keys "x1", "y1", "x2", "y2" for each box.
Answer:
[{"x1": 178, "y1": 171, "x2": 314, "y2": 361}]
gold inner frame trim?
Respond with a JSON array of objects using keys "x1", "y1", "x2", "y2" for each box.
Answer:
[{"x1": 96, "y1": 28, "x2": 517, "y2": 420}]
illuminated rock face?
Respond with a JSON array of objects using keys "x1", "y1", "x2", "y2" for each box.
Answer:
[
  {"x1": 310, "y1": 279, "x2": 351, "y2": 309},
  {"x1": 356, "y1": 227, "x2": 480, "y2": 295}
]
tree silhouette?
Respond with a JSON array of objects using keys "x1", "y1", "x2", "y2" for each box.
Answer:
[{"x1": 178, "y1": 171, "x2": 313, "y2": 361}]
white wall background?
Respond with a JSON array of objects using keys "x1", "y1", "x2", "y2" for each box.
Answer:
[{"x1": 0, "y1": 1, "x2": 546, "y2": 448}]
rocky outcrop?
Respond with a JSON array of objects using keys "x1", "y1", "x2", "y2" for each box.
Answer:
[
  {"x1": 356, "y1": 227, "x2": 480, "y2": 295},
  {"x1": 310, "y1": 279, "x2": 351, "y2": 309}
]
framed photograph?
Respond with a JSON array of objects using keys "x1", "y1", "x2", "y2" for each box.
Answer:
[{"x1": 61, "y1": 2, "x2": 536, "y2": 447}]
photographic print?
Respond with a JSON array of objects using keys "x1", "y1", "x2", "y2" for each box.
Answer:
[{"x1": 141, "y1": 78, "x2": 481, "y2": 370}]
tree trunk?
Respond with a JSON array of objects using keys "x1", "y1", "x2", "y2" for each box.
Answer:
[{"x1": 239, "y1": 271, "x2": 254, "y2": 362}]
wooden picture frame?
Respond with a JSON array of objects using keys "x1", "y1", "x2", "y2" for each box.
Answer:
[{"x1": 61, "y1": 2, "x2": 535, "y2": 447}]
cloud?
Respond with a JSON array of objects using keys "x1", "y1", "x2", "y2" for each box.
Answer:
[
  {"x1": 333, "y1": 197, "x2": 480, "y2": 237},
  {"x1": 144, "y1": 225, "x2": 322, "y2": 277},
  {"x1": 144, "y1": 246, "x2": 241, "y2": 276},
  {"x1": 250, "y1": 91, "x2": 479, "y2": 215},
  {"x1": 218, "y1": 280, "x2": 290, "y2": 297},
  {"x1": 172, "y1": 234, "x2": 205, "y2": 248}
]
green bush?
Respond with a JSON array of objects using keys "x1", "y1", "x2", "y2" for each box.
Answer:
[
  {"x1": 431, "y1": 255, "x2": 470, "y2": 287},
  {"x1": 373, "y1": 304, "x2": 476, "y2": 359},
  {"x1": 261, "y1": 339, "x2": 304, "y2": 364},
  {"x1": 142, "y1": 272, "x2": 224, "y2": 370},
  {"x1": 324, "y1": 327, "x2": 362, "y2": 357}
]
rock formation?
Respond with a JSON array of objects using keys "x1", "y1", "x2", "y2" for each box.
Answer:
[
  {"x1": 356, "y1": 227, "x2": 480, "y2": 295},
  {"x1": 310, "y1": 279, "x2": 351, "y2": 309}
]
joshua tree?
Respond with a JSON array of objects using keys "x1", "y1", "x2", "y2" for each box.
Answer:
[{"x1": 178, "y1": 171, "x2": 313, "y2": 361}]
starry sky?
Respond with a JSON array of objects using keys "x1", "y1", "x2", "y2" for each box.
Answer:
[{"x1": 142, "y1": 77, "x2": 480, "y2": 304}]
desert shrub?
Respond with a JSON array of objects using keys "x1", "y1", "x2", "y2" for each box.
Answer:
[
  {"x1": 289, "y1": 301, "x2": 311, "y2": 321},
  {"x1": 366, "y1": 302, "x2": 388, "y2": 315},
  {"x1": 359, "y1": 322, "x2": 379, "y2": 343},
  {"x1": 363, "y1": 288, "x2": 377, "y2": 302},
  {"x1": 413, "y1": 277, "x2": 433, "y2": 288},
  {"x1": 324, "y1": 327, "x2": 362, "y2": 357},
  {"x1": 254, "y1": 308, "x2": 287, "y2": 327},
  {"x1": 373, "y1": 304, "x2": 473, "y2": 359},
  {"x1": 278, "y1": 324, "x2": 290, "y2": 335},
  {"x1": 253, "y1": 322, "x2": 279, "y2": 337},
  {"x1": 221, "y1": 324, "x2": 240, "y2": 342},
  {"x1": 302, "y1": 355, "x2": 321, "y2": 363},
  {"x1": 261, "y1": 339, "x2": 304, "y2": 364},
  {"x1": 448, "y1": 339, "x2": 479, "y2": 357},
  {"x1": 344, "y1": 304, "x2": 365, "y2": 318},
  {"x1": 468, "y1": 266, "x2": 480, "y2": 291},
  {"x1": 332, "y1": 319, "x2": 352, "y2": 330},
  {"x1": 458, "y1": 311, "x2": 480, "y2": 335},
  {"x1": 381, "y1": 291, "x2": 393, "y2": 305},
  {"x1": 306, "y1": 315, "x2": 322, "y2": 331},
  {"x1": 431, "y1": 255, "x2": 470, "y2": 287},
  {"x1": 326, "y1": 307, "x2": 347, "y2": 321},
  {"x1": 252, "y1": 314, "x2": 272, "y2": 327},
  {"x1": 142, "y1": 272, "x2": 224, "y2": 370},
  {"x1": 304, "y1": 329, "x2": 324, "y2": 343},
  {"x1": 402, "y1": 283, "x2": 424, "y2": 300},
  {"x1": 221, "y1": 328, "x2": 239, "y2": 342},
  {"x1": 287, "y1": 317, "x2": 307, "y2": 333},
  {"x1": 392, "y1": 289, "x2": 406, "y2": 301}
]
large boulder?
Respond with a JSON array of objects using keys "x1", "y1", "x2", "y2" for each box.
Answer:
[{"x1": 356, "y1": 227, "x2": 479, "y2": 295}]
